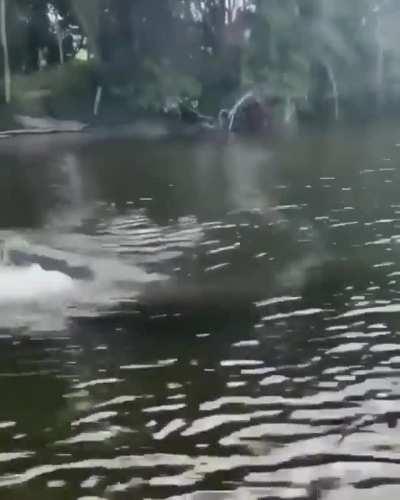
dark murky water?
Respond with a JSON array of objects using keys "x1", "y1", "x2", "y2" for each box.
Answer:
[{"x1": 1, "y1": 123, "x2": 400, "y2": 499}]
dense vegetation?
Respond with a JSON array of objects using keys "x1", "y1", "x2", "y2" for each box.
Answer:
[{"x1": 0, "y1": 0, "x2": 399, "y2": 127}]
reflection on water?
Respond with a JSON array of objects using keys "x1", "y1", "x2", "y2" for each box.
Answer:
[{"x1": 1, "y1": 124, "x2": 400, "y2": 498}]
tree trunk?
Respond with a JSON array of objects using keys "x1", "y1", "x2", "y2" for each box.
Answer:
[
  {"x1": 226, "y1": 0, "x2": 233, "y2": 24},
  {"x1": 0, "y1": 0, "x2": 11, "y2": 103},
  {"x1": 93, "y1": 85, "x2": 102, "y2": 116},
  {"x1": 375, "y1": 15, "x2": 384, "y2": 110},
  {"x1": 55, "y1": 22, "x2": 64, "y2": 64}
]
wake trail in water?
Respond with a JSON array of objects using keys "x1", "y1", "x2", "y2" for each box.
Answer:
[{"x1": 0, "y1": 228, "x2": 169, "y2": 331}]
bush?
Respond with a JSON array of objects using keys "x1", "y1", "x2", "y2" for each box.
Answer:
[{"x1": 11, "y1": 60, "x2": 97, "y2": 117}]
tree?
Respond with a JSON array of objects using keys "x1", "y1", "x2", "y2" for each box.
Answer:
[
  {"x1": 0, "y1": 0, "x2": 11, "y2": 103},
  {"x1": 1, "y1": 0, "x2": 400, "y2": 123}
]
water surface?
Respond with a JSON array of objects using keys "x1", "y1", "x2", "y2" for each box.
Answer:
[{"x1": 1, "y1": 123, "x2": 400, "y2": 499}]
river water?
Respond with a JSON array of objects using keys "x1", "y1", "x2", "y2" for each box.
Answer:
[{"x1": 1, "y1": 123, "x2": 400, "y2": 499}]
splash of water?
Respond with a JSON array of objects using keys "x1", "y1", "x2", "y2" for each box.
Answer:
[
  {"x1": 48, "y1": 153, "x2": 91, "y2": 229},
  {"x1": 228, "y1": 91, "x2": 254, "y2": 132},
  {"x1": 60, "y1": 153, "x2": 84, "y2": 207},
  {"x1": 0, "y1": 238, "x2": 8, "y2": 264},
  {"x1": 325, "y1": 62, "x2": 339, "y2": 120},
  {"x1": 284, "y1": 96, "x2": 296, "y2": 124},
  {"x1": 0, "y1": 229, "x2": 165, "y2": 331},
  {"x1": 0, "y1": 264, "x2": 74, "y2": 304},
  {"x1": 0, "y1": 235, "x2": 76, "y2": 331}
]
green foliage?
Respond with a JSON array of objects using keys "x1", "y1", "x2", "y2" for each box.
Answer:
[
  {"x1": 138, "y1": 60, "x2": 202, "y2": 111},
  {"x1": 15, "y1": 60, "x2": 95, "y2": 97},
  {"x1": 108, "y1": 60, "x2": 202, "y2": 113},
  {"x1": 12, "y1": 60, "x2": 96, "y2": 114},
  {"x1": 2, "y1": 0, "x2": 400, "y2": 121},
  {"x1": 244, "y1": 1, "x2": 311, "y2": 98}
]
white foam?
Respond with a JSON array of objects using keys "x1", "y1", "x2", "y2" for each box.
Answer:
[
  {"x1": 0, "y1": 227, "x2": 167, "y2": 330},
  {"x1": 0, "y1": 264, "x2": 74, "y2": 304}
]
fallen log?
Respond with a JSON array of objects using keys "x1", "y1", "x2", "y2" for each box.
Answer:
[{"x1": 0, "y1": 127, "x2": 88, "y2": 139}]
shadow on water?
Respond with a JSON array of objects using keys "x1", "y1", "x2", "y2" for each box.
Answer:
[{"x1": 2, "y1": 122, "x2": 400, "y2": 498}]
